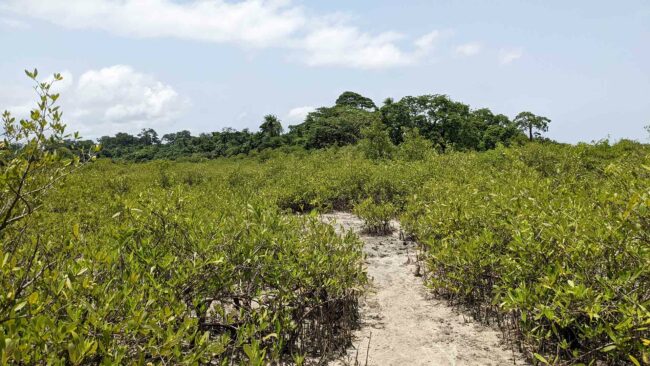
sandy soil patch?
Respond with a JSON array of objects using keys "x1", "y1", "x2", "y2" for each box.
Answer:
[{"x1": 322, "y1": 212, "x2": 527, "y2": 366}]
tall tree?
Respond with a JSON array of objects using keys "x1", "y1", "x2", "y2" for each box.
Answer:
[
  {"x1": 162, "y1": 130, "x2": 192, "y2": 145},
  {"x1": 383, "y1": 94, "x2": 472, "y2": 151},
  {"x1": 259, "y1": 114, "x2": 283, "y2": 137},
  {"x1": 380, "y1": 97, "x2": 413, "y2": 144},
  {"x1": 335, "y1": 91, "x2": 377, "y2": 111},
  {"x1": 289, "y1": 106, "x2": 379, "y2": 149},
  {"x1": 138, "y1": 128, "x2": 160, "y2": 145},
  {"x1": 514, "y1": 111, "x2": 551, "y2": 141}
]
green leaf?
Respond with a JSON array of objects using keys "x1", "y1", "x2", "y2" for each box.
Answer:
[
  {"x1": 533, "y1": 353, "x2": 549, "y2": 364},
  {"x1": 13, "y1": 301, "x2": 27, "y2": 312},
  {"x1": 601, "y1": 345, "x2": 617, "y2": 353},
  {"x1": 72, "y1": 223, "x2": 80, "y2": 239},
  {"x1": 262, "y1": 333, "x2": 278, "y2": 341}
]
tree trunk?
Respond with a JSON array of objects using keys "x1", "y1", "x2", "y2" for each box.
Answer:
[{"x1": 528, "y1": 125, "x2": 533, "y2": 141}]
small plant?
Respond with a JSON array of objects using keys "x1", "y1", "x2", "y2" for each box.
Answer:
[
  {"x1": 353, "y1": 197, "x2": 396, "y2": 234},
  {"x1": 106, "y1": 175, "x2": 130, "y2": 194},
  {"x1": 1, "y1": 69, "x2": 96, "y2": 364},
  {"x1": 181, "y1": 170, "x2": 205, "y2": 186},
  {"x1": 397, "y1": 128, "x2": 433, "y2": 161},
  {"x1": 358, "y1": 119, "x2": 395, "y2": 160},
  {"x1": 156, "y1": 161, "x2": 173, "y2": 188}
]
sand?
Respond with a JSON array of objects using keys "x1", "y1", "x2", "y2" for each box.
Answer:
[{"x1": 322, "y1": 212, "x2": 527, "y2": 366}]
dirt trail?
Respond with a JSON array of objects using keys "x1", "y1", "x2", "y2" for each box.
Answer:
[{"x1": 322, "y1": 212, "x2": 527, "y2": 366}]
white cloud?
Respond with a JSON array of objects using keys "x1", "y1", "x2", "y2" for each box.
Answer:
[
  {"x1": 73, "y1": 65, "x2": 188, "y2": 134},
  {"x1": 0, "y1": 17, "x2": 30, "y2": 29},
  {"x1": 3, "y1": 71, "x2": 74, "y2": 121},
  {"x1": 46, "y1": 70, "x2": 75, "y2": 91},
  {"x1": 3, "y1": 103, "x2": 32, "y2": 119},
  {"x1": 5, "y1": 0, "x2": 305, "y2": 47},
  {"x1": 455, "y1": 42, "x2": 482, "y2": 56},
  {"x1": 499, "y1": 48, "x2": 523, "y2": 64},
  {"x1": 2, "y1": 66, "x2": 188, "y2": 138},
  {"x1": 298, "y1": 26, "x2": 444, "y2": 69},
  {"x1": 5, "y1": 0, "x2": 442, "y2": 70},
  {"x1": 414, "y1": 31, "x2": 441, "y2": 51},
  {"x1": 299, "y1": 26, "x2": 414, "y2": 69},
  {"x1": 286, "y1": 106, "x2": 314, "y2": 123}
]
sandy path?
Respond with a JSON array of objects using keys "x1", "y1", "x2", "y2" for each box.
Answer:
[{"x1": 322, "y1": 212, "x2": 527, "y2": 366}]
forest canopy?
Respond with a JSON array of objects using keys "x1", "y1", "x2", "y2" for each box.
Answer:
[{"x1": 91, "y1": 91, "x2": 549, "y2": 161}]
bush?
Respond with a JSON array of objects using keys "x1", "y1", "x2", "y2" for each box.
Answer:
[
  {"x1": 358, "y1": 120, "x2": 395, "y2": 160},
  {"x1": 2, "y1": 75, "x2": 648, "y2": 365},
  {"x1": 396, "y1": 128, "x2": 433, "y2": 161},
  {"x1": 401, "y1": 146, "x2": 650, "y2": 365},
  {"x1": 1, "y1": 73, "x2": 368, "y2": 364},
  {"x1": 353, "y1": 198, "x2": 396, "y2": 234}
]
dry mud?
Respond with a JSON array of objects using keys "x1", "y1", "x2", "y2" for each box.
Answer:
[{"x1": 322, "y1": 212, "x2": 527, "y2": 366}]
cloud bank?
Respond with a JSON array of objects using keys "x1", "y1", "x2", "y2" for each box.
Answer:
[
  {"x1": 4, "y1": 65, "x2": 188, "y2": 137},
  {"x1": 4, "y1": 0, "x2": 442, "y2": 69}
]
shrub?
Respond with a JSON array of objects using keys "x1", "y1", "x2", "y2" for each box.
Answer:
[
  {"x1": 3, "y1": 73, "x2": 648, "y2": 365},
  {"x1": 396, "y1": 128, "x2": 433, "y2": 161},
  {"x1": 358, "y1": 120, "x2": 395, "y2": 160},
  {"x1": 353, "y1": 198, "x2": 396, "y2": 234},
  {"x1": 181, "y1": 170, "x2": 205, "y2": 186},
  {"x1": 401, "y1": 146, "x2": 650, "y2": 365},
  {"x1": 0, "y1": 72, "x2": 368, "y2": 364}
]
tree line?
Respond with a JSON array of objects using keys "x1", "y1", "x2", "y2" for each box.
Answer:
[{"x1": 89, "y1": 91, "x2": 551, "y2": 161}]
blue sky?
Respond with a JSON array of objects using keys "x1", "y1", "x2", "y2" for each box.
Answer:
[{"x1": 0, "y1": 0, "x2": 648, "y2": 142}]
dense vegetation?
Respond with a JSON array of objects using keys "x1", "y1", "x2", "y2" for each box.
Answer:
[
  {"x1": 2, "y1": 71, "x2": 648, "y2": 365},
  {"x1": 402, "y1": 144, "x2": 650, "y2": 365},
  {"x1": 92, "y1": 91, "x2": 548, "y2": 161},
  {"x1": 1, "y1": 73, "x2": 368, "y2": 364},
  {"x1": 3, "y1": 160, "x2": 367, "y2": 364}
]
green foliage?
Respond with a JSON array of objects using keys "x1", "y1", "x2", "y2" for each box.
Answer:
[
  {"x1": 246, "y1": 140, "x2": 648, "y2": 364},
  {"x1": 1, "y1": 159, "x2": 368, "y2": 364},
  {"x1": 1, "y1": 70, "x2": 88, "y2": 232},
  {"x1": 514, "y1": 111, "x2": 551, "y2": 141},
  {"x1": 2, "y1": 128, "x2": 649, "y2": 364},
  {"x1": 335, "y1": 91, "x2": 377, "y2": 111},
  {"x1": 3, "y1": 70, "x2": 647, "y2": 365},
  {"x1": 1, "y1": 73, "x2": 368, "y2": 364},
  {"x1": 358, "y1": 120, "x2": 395, "y2": 160},
  {"x1": 396, "y1": 128, "x2": 433, "y2": 161},
  {"x1": 259, "y1": 114, "x2": 283, "y2": 138},
  {"x1": 380, "y1": 95, "x2": 525, "y2": 151},
  {"x1": 156, "y1": 161, "x2": 173, "y2": 188},
  {"x1": 289, "y1": 104, "x2": 380, "y2": 150},
  {"x1": 93, "y1": 91, "x2": 540, "y2": 162},
  {"x1": 0, "y1": 70, "x2": 96, "y2": 364},
  {"x1": 401, "y1": 142, "x2": 650, "y2": 364},
  {"x1": 353, "y1": 198, "x2": 396, "y2": 234}
]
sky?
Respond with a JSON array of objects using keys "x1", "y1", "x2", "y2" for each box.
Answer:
[{"x1": 0, "y1": 0, "x2": 648, "y2": 143}]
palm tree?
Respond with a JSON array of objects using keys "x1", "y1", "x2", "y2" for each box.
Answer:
[{"x1": 259, "y1": 114, "x2": 283, "y2": 137}]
